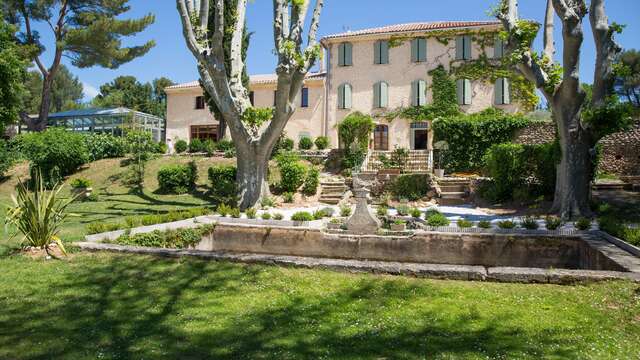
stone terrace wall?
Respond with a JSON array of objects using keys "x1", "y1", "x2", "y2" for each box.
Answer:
[{"x1": 514, "y1": 120, "x2": 640, "y2": 176}]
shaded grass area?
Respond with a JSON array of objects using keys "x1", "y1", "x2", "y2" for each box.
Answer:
[
  {"x1": 0, "y1": 156, "x2": 233, "y2": 254},
  {"x1": 0, "y1": 253, "x2": 639, "y2": 359}
]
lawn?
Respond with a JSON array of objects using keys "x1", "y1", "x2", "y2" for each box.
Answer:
[
  {"x1": 0, "y1": 252, "x2": 639, "y2": 359},
  {"x1": 0, "y1": 156, "x2": 233, "y2": 254}
]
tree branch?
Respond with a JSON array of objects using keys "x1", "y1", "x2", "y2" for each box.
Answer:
[
  {"x1": 543, "y1": 0, "x2": 555, "y2": 59},
  {"x1": 20, "y1": 6, "x2": 47, "y2": 76},
  {"x1": 590, "y1": 0, "x2": 622, "y2": 107},
  {"x1": 289, "y1": 1, "x2": 310, "y2": 47},
  {"x1": 552, "y1": 0, "x2": 586, "y2": 92},
  {"x1": 229, "y1": 0, "x2": 248, "y2": 92},
  {"x1": 176, "y1": 0, "x2": 204, "y2": 57},
  {"x1": 199, "y1": 0, "x2": 209, "y2": 30},
  {"x1": 272, "y1": 0, "x2": 287, "y2": 61}
]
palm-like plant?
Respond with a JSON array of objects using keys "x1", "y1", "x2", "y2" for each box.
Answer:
[{"x1": 5, "y1": 171, "x2": 75, "y2": 255}]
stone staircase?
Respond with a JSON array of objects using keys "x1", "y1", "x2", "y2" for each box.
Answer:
[
  {"x1": 437, "y1": 178, "x2": 471, "y2": 206},
  {"x1": 362, "y1": 150, "x2": 431, "y2": 172},
  {"x1": 319, "y1": 179, "x2": 349, "y2": 205}
]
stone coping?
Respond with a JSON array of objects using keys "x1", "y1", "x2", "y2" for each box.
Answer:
[
  {"x1": 597, "y1": 230, "x2": 640, "y2": 257},
  {"x1": 76, "y1": 241, "x2": 640, "y2": 285}
]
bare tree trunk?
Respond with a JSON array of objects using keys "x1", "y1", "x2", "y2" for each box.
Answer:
[
  {"x1": 236, "y1": 142, "x2": 272, "y2": 209},
  {"x1": 35, "y1": 74, "x2": 54, "y2": 131}
]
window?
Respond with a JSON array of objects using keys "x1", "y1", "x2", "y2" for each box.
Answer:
[
  {"x1": 412, "y1": 80, "x2": 427, "y2": 106},
  {"x1": 456, "y1": 35, "x2": 472, "y2": 60},
  {"x1": 190, "y1": 125, "x2": 218, "y2": 142},
  {"x1": 456, "y1": 79, "x2": 472, "y2": 105},
  {"x1": 494, "y1": 37, "x2": 506, "y2": 59},
  {"x1": 374, "y1": 40, "x2": 389, "y2": 64},
  {"x1": 411, "y1": 38, "x2": 427, "y2": 63},
  {"x1": 195, "y1": 96, "x2": 206, "y2": 109},
  {"x1": 301, "y1": 87, "x2": 309, "y2": 108},
  {"x1": 338, "y1": 83, "x2": 352, "y2": 109},
  {"x1": 373, "y1": 125, "x2": 389, "y2": 150},
  {"x1": 373, "y1": 81, "x2": 389, "y2": 108},
  {"x1": 495, "y1": 78, "x2": 511, "y2": 105},
  {"x1": 338, "y1": 42, "x2": 353, "y2": 66},
  {"x1": 249, "y1": 91, "x2": 255, "y2": 106}
]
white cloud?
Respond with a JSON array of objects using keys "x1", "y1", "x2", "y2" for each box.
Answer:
[{"x1": 82, "y1": 82, "x2": 100, "y2": 101}]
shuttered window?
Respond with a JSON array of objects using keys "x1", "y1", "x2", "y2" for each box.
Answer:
[
  {"x1": 373, "y1": 81, "x2": 389, "y2": 108},
  {"x1": 195, "y1": 96, "x2": 206, "y2": 109},
  {"x1": 338, "y1": 42, "x2": 353, "y2": 66},
  {"x1": 374, "y1": 40, "x2": 389, "y2": 64},
  {"x1": 456, "y1": 79, "x2": 472, "y2": 105},
  {"x1": 456, "y1": 35, "x2": 472, "y2": 60},
  {"x1": 412, "y1": 80, "x2": 427, "y2": 106},
  {"x1": 494, "y1": 78, "x2": 511, "y2": 105},
  {"x1": 494, "y1": 37, "x2": 505, "y2": 59},
  {"x1": 338, "y1": 83, "x2": 352, "y2": 109},
  {"x1": 411, "y1": 38, "x2": 427, "y2": 63}
]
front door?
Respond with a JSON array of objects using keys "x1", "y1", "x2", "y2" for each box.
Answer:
[{"x1": 413, "y1": 129, "x2": 428, "y2": 150}]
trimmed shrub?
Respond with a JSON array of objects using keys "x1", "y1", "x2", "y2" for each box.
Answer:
[
  {"x1": 157, "y1": 161, "x2": 198, "y2": 194},
  {"x1": 156, "y1": 142, "x2": 168, "y2": 154},
  {"x1": 115, "y1": 225, "x2": 212, "y2": 249},
  {"x1": 230, "y1": 208, "x2": 241, "y2": 218},
  {"x1": 0, "y1": 140, "x2": 11, "y2": 178},
  {"x1": 298, "y1": 136, "x2": 313, "y2": 150},
  {"x1": 261, "y1": 212, "x2": 272, "y2": 220},
  {"x1": 86, "y1": 222, "x2": 123, "y2": 235},
  {"x1": 575, "y1": 217, "x2": 592, "y2": 231},
  {"x1": 291, "y1": 211, "x2": 314, "y2": 222},
  {"x1": 497, "y1": 220, "x2": 517, "y2": 229},
  {"x1": 410, "y1": 208, "x2": 422, "y2": 218},
  {"x1": 208, "y1": 165, "x2": 237, "y2": 205},
  {"x1": 282, "y1": 192, "x2": 294, "y2": 203},
  {"x1": 545, "y1": 216, "x2": 563, "y2": 230},
  {"x1": 203, "y1": 140, "x2": 216, "y2": 156},
  {"x1": 483, "y1": 143, "x2": 526, "y2": 201},
  {"x1": 427, "y1": 212, "x2": 450, "y2": 227},
  {"x1": 261, "y1": 196, "x2": 276, "y2": 208},
  {"x1": 392, "y1": 174, "x2": 430, "y2": 201},
  {"x1": 246, "y1": 208, "x2": 257, "y2": 219},
  {"x1": 70, "y1": 178, "x2": 91, "y2": 188},
  {"x1": 478, "y1": 220, "x2": 492, "y2": 229},
  {"x1": 273, "y1": 213, "x2": 284, "y2": 220},
  {"x1": 302, "y1": 167, "x2": 320, "y2": 196},
  {"x1": 396, "y1": 204, "x2": 411, "y2": 216},
  {"x1": 457, "y1": 218, "x2": 473, "y2": 228},
  {"x1": 84, "y1": 133, "x2": 127, "y2": 160},
  {"x1": 216, "y1": 139, "x2": 235, "y2": 152},
  {"x1": 217, "y1": 204, "x2": 232, "y2": 217},
  {"x1": 521, "y1": 216, "x2": 539, "y2": 230},
  {"x1": 189, "y1": 138, "x2": 204, "y2": 153},
  {"x1": 340, "y1": 205, "x2": 352, "y2": 217},
  {"x1": 17, "y1": 128, "x2": 89, "y2": 186},
  {"x1": 276, "y1": 152, "x2": 307, "y2": 192},
  {"x1": 175, "y1": 139, "x2": 188, "y2": 153},
  {"x1": 87, "y1": 208, "x2": 212, "y2": 234},
  {"x1": 314, "y1": 136, "x2": 330, "y2": 150},
  {"x1": 377, "y1": 206, "x2": 388, "y2": 217}
]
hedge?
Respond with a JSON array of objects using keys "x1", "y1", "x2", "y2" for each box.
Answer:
[
  {"x1": 208, "y1": 164, "x2": 237, "y2": 205},
  {"x1": 157, "y1": 161, "x2": 198, "y2": 194},
  {"x1": 84, "y1": 133, "x2": 127, "y2": 160},
  {"x1": 0, "y1": 140, "x2": 9, "y2": 178},
  {"x1": 392, "y1": 174, "x2": 430, "y2": 201},
  {"x1": 432, "y1": 108, "x2": 530, "y2": 172}
]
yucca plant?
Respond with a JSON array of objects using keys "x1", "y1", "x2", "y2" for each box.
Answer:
[{"x1": 5, "y1": 171, "x2": 76, "y2": 255}]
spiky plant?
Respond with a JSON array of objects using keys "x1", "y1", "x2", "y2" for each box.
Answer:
[{"x1": 5, "y1": 171, "x2": 75, "y2": 255}]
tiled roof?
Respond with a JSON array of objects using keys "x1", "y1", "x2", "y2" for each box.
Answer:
[
  {"x1": 166, "y1": 72, "x2": 326, "y2": 91},
  {"x1": 322, "y1": 21, "x2": 502, "y2": 41}
]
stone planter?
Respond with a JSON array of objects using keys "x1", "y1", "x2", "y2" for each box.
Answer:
[
  {"x1": 327, "y1": 222, "x2": 343, "y2": 230},
  {"x1": 390, "y1": 223, "x2": 406, "y2": 232},
  {"x1": 71, "y1": 187, "x2": 92, "y2": 200},
  {"x1": 434, "y1": 169, "x2": 445, "y2": 178}
]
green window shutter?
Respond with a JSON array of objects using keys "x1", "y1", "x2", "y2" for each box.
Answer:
[
  {"x1": 495, "y1": 78, "x2": 504, "y2": 105},
  {"x1": 373, "y1": 82, "x2": 381, "y2": 107},
  {"x1": 374, "y1": 41, "x2": 380, "y2": 64},
  {"x1": 464, "y1": 35, "x2": 472, "y2": 60},
  {"x1": 418, "y1": 38, "x2": 427, "y2": 62},
  {"x1": 344, "y1": 84, "x2": 352, "y2": 109},
  {"x1": 380, "y1": 41, "x2": 389, "y2": 64},
  {"x1": 494, "y1": 37, "x2": 504, "y2": 59},
  {"x1": 380, "y1": 82, "x2": 389, "y2": 108},
  {"x1": 456, "y1": 79, "x2": 464, "y2": 105},
  {"x1": 464, "y1": 79, "x2": 472, "y2": 105},
  {"x1": 503, "y1": 78, "x2": 511, "y2": 105},
  {"x1": 411, "y1": 81, "x2": 418, "y2": 106},
  {"x1": 455, "y1": 36, "x2": 464, "y2": 60},
  {"x1": 345, "y1": 43, "x2": 353, "y2": 66},
  {"x1": 411, "y1": 39, "x2": 418, "y2": 62},
  {"x1": 338, "y1": 84, "x2": 345, "y2": 108},
  {"x1": 338, "y1": 43, "x2": 345, "y2": 66},
  {"x1": 418, "y1": 80, "x2": 426, "y2": 106}
]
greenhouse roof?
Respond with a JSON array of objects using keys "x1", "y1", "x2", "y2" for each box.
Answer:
[{"x1": 45, "y1": 107, "x2": 163, "y2": 120}]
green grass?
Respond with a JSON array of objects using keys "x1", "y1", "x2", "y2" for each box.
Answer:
[
  {"x1": 0, "y1": 156, "x2": 233, "y2": 254},
  {"x1": 0, "y1": 253, "x2": 639, "y2": 359}
]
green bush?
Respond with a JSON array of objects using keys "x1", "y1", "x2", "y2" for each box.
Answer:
[
  {"x1": 302, "y1": 167, "x2": 320, "y2": 196},
  {"x1": 410, "y1": 208, "x2": 422, "y2": 218},
  {"x1": 427, "y1": 212, "x2": 450, "y2": 227},
  {"x1": 216, "y1": 139, "x2": 234, "y2": 152},
  {"x1": 478, "y1": 220, "x2": 492, "y2": 229},
  {"x1": 291, "y1": 211, "x2": 314, "y2": 222},
  {"x1": 314, "y1": 136, "x2": 330, "y2": 150},
  {"x1": 457, "y1": 218, "x2": 473, "y2": 228},
  {"x1": 483, "y1": 143, "x2": 526, "y2": 201},
  {"x1": 84, "y1": 133, "x2": 127, "y2": 160},
  {"x1": 17, "y1": 128, "x2": 89, "y2": 186},
  {"x1": 276, "y1": 152, "x2": 307, "y2": 192},
  {"x1": 157, "y1": 161, "x2": 198, "y2": 194},
  {"x1": 208, "y1": 165, "x2": 237, "y2": 205},
  {"x1": 246, "y1": 208, "x2": 257, "y2": 219},
  {"x1": 298, "y1": 136, "x2": 314, "y2": 150},
  {"x1": 392, "y1": 174, "x2": 430, "y2": 201},
  {"x1": 340, "y1": 205, "x2": 352, "y2": 217},
  {"x1": 203, "y1": 140, "x2": 216, "y2": 156},
  {"x1": 497, "y1": 220, "x2": 516, "y2": 229},
  {"x1": 396, "y1": 204, "x2": 411, "y2": 216},
  {"x1": 282, "y1": 192, "x2": 294, "y2": 203},
  {"x1": 545, "y1": 216, "x2": 563, "y2": 230},
  {"x1": 273, "y1": 213, "x2": 284, "y2": 220},
  {"x1": 86, "y1": 222, "x2": 123, "y2": 235},
  {"x1": 115, "y1": 225, "x2": 212, "y2": 249},
  {"x1": 575, "y1": 217, "x2": 592, "y2": 231},
  {"x1": 70, "y1": 178, "x2": 91, "y2": 188},
  {"x1": 175, "y1": 139, "x2": 188, "y2": 153},
  {"x1": 230, "y1": 208, "x2": 241, "y2": 218},
  {"x1": 217, "y1": 204, "x2": 232, "y2": 217},
  {"x1": 338, "y1": 112, "x2": 375, "y2": 170},
  {"x1": 261, "y1": 196, "x2": 276, "y2": 208},
  {"x1": 261, "y1": 212, "x2": 272, "y2": 220},
  {"x1": 521, "y1": 216, "x2": 539, "y2": 230},
  {"x1": 223, "y1": 148, "x2": 236, "y2": 158},
  {"x1": 432, "y1": 108, "x2": 530, "y2": 172},
  {"x1": 87, "y1": 208, "x2": 212, "y2": 234},
  {"x1": 377, "y1": 206, "x2": 388, "y2": 217},
  {"x1": 189, "y1": 139, "x2": 204, "y2": 153},
  {"x1": 623, "y1": 227, "x2": 640, "y2": 246},
  {"x1": 0, "y1": 140, "x2": 12, "y2": 178}
]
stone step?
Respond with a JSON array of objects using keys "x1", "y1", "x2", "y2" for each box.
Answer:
[
  {"x1": 440, "y1": 191, "x2": 467, "y2": 199},
  {"x1": 437, "y1": 197, "x2": 467, "y2": 206},
  {"x1": 440, "y1": 185, "x2": 467, "y2": 192},
  {"x1": 592, "y1": 182, "x2": 628, "y2": 191}
]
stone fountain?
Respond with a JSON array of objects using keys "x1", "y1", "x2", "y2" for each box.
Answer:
[{"x1": 345, "y1": 175, "x2": 381, "y2": 234}]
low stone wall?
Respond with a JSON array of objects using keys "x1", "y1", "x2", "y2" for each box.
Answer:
[
  {"x1": 196, "y1": 224, "x2": 638, "y2": 272},
  {"x1": 514, "y1": 120, "x2": 640, "y2": 176}
]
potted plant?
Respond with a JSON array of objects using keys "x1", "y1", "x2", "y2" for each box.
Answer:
[
  {"x1": 70, "y1": 178, "x2": 92, "y2": 200},
  {"x1": 433, "y1": 141, "x2": 449, "y2": 178},
  {"x1": 390, "y1": 219, "x2": 406, "y2": 232}
]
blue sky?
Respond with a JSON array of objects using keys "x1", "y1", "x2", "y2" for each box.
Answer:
[{"x1": 30, "y1": 0, "x2": 640, "y2": 101}]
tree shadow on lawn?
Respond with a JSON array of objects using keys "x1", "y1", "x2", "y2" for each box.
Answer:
[{"x1": 0, "y1": 255, "x2": 582, "y2": 359}]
